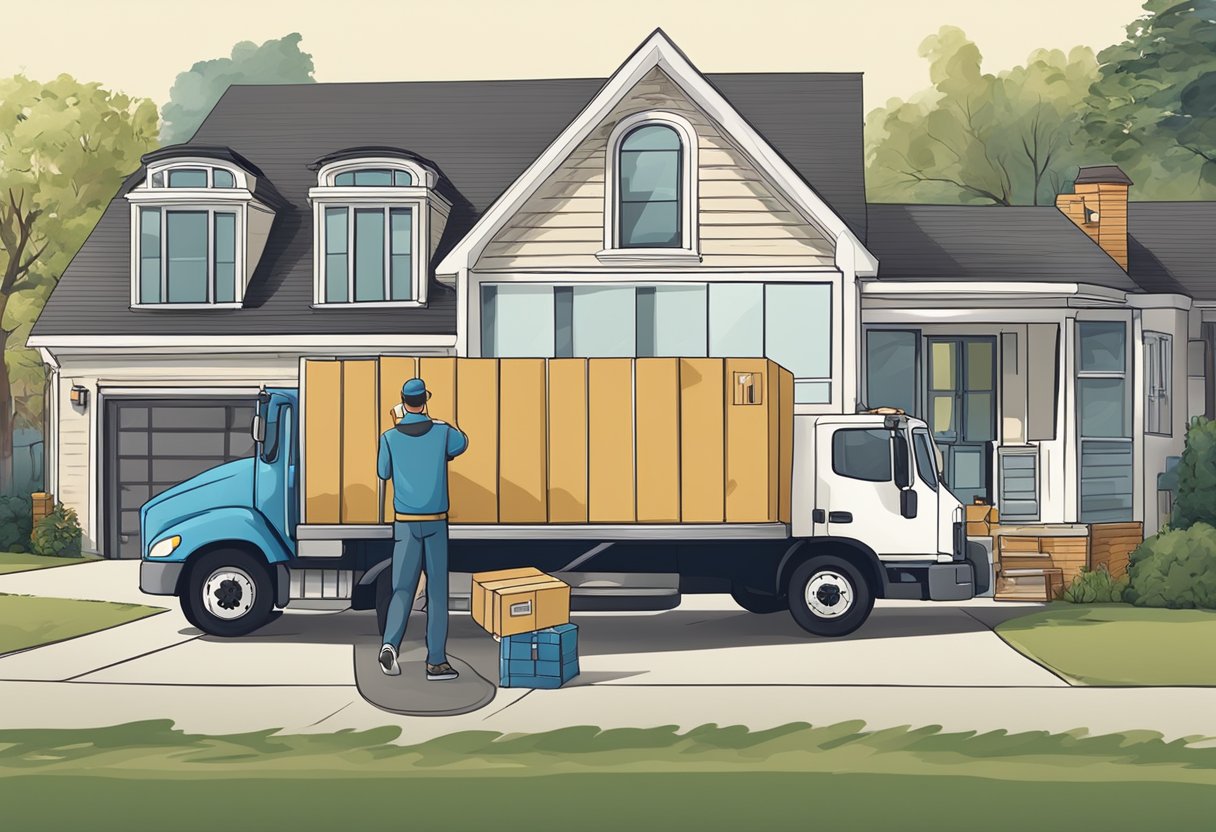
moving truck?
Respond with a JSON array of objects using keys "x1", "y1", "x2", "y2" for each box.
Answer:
[{"x1": 139, "y1": 356, "x2": 987, "y2": 638}]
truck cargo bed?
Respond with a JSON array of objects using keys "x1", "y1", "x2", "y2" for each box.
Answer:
[{"x1": 295, "y1": 522, "x2": 791, "y2": 541}]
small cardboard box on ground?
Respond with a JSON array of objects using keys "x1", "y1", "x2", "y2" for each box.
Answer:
[
  {"x1": 471, "y1": 567, "x2": 571, "y2": 638},
  {"x1": 965, "y1": 501, "x2": 1000, "y2": 537},
  {"x1": 499, "y1": 623, "x2": 580, "y2": 689}
]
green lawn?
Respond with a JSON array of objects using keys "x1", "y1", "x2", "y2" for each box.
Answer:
[
  {"x1": 0, "y1": 721, "x2": 1214, "y2": 831},
  {"x1": 0, "y1": 593, "x2": 163, "y2": 655},
  {"x1": 0, "y1": 551, "x2": 99, "y2": 576},
  {"x1": 996, "y1": 603, "x2": 1216, "y2": 686}
]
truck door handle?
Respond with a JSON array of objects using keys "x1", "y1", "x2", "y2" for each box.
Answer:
[{"x1": 828, "y1": 511, "x2": 853, "y2": 523}]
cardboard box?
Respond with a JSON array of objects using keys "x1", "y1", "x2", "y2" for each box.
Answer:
[
  {"x1": 499, "y1": 623, "x2": 580, "y2": 689},
  {"x1": 471, "y1": 567, "x2": 571, "y2": 637},
  {"x1": 994, "y1": 567, "x2": 1064, "y2": 602},
  {"x1": 965, "y1": 502, "x2": 1000, "y2": 537}
]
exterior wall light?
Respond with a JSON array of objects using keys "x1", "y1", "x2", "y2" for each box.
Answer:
[{"x1": 69, "y1": 385, "x2": 89, "y2": 409}]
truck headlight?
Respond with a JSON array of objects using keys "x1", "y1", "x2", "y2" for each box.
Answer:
[{"x1": 148, "y1": 535, "x2": 182, "y2": 559}]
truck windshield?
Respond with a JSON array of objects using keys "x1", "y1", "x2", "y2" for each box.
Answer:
[{"x1": 912, "y1": 429, "x2": 939, "y2": 491}]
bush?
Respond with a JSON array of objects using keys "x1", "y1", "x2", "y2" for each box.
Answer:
[
  {"x1": 1124, "y1": 522, "x2": 1216, "y2": 609},
  {"x1": 1171, "y1": 417, "x2": 1216, "y2": 530},
  {"x1": 1061, "y1": 566, "x2": 1128, "y2": 604},
  {"x1": 0, "y1": 495, "x2": 33, "y2": 553},
  {"x1": 31, "y1": 503, "x2": 83, "y2": 558}
]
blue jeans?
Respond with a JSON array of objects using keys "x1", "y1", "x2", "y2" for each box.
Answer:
[{"x1": 382, "y1": 520, "x2": 449, "y2": 665}]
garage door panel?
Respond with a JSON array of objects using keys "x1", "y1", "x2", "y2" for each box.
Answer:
[
  {"x1": 152, "y1": 406, "x2": 229, "y2": 430},
  {"x1": 151, "y1": 432, "x2": 228, "y2": 457},
  {"x1": 118, "y1": 408, "x2": 149, "y2": 429}
]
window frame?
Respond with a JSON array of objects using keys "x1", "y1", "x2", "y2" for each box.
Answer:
[
  {"x1": 1144, "y1": 331, "x2": 1172, "y2": 437},
  {"x1": 831, "y1": 428, "x2": 894, "y2": 483},
  {"x1": 146, "y1": 160, "x2": 247, "y2": 191},
  {"x1": 320, "y1": 205, "x2": 416, "y2": 305},
  {"x1": 1075, "y1": 318, "x2": 1134, "y2": 523},
  {"x1": 600, "y1": 111, "x2": 700, "y2": 264},
  {"x1": 131, "y1": 205, "x2": 244, "y2": 309}
]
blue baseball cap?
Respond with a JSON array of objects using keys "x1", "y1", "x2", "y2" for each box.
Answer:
[{"x1": 401, "y1": 378, "x2": 430, "y2": 400}]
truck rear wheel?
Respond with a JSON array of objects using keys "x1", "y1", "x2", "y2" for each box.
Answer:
[
  {"x1": 730, "y1": 583, "x2": 786, "y2": 614},
  {"x1": 183, "y1": 549, "x2": 274, "y2": 637},
  {"x1": 787, "y1": 556, "x2": 874, "y2": 637}
]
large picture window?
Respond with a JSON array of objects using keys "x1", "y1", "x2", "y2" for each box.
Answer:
[
  {"x1": 1076, "y1": 320, "x2": 1132, "y2": 522},
  {"x1": 322, "y1": 206, "x2": 413, "y2": 303},
  {"x1": 137, "y1": 207, "x2": 238, "y2": 305}
]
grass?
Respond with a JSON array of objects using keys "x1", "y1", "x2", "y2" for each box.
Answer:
[
  {"x1": 0, "y1": 593, "x2": 163, "y2": 655},
  {"x1": 0, "y1": 551, "x2": 99, "y2": 576},
  {"x1": 996, "y1": 603, "x2": 1216, "y2": 686},
  {"x1": 1, "y1": 720, "x2": 1215, "y2": 830}
]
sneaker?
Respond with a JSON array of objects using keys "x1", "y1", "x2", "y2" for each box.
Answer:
[
  {"x1": 426, "y1": 661, "x2": 459, "y2": 681},
  {"x1": 379, "y1": 644, "x2": 401, "y2": 677}
]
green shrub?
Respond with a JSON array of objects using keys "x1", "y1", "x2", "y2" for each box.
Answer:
[
  {"x1": 1171, "y1": 417, "x2": 1216, "y2": 530},
  {"x1": 31, "y1": 504, "x2": 82, "y2": 558},
  {"x1": 1124, "y1": 522, "x2": 1216, "y2": 609},
  {"x1": 0, "y1": 495, "x2": 33, "y2": 553},
  {"x1": 1061, "y1": 566, "x2": 1128, "y2": 604}
]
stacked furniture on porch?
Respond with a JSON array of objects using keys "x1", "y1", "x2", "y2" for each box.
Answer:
[
  {"x1": 992, "y1": 523, "x2": 1144, "y2": 602},
  {"x1": 472, "y1": 567, "x2": 580, "y2": 689}
]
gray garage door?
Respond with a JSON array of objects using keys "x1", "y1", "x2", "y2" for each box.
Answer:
[{"x1": 105, "y1": 398, "x2": 257, "y2": 559}]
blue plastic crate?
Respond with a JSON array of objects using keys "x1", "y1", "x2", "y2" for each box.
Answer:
[{"x1": 498, "y1": 623, "x2": 579, "y2": 689}]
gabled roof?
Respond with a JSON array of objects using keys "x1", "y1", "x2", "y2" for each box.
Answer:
[
  {"x1": 1128, "y1": 202, "x2": 1216, "y2": 300},
  {"x1": 865, "y1": 204, "x2": 1141, "y2": 292},
  {"x1": 31, "y1": 52, "x2": 866, "y2": 341}
]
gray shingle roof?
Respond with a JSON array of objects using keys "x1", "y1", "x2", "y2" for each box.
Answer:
[
  {"x1": 32, "y1": 72, "x2": 865, "y2": 339},
  {"x1": 865, "y1": 204, "x2": 1141, "y2": 292},
  {"x1": 1128, "y1": 202, "x2": 1216, "y2": 300}
]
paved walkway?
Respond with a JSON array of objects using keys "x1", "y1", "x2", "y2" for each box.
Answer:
[{"x1": 3, "y1": 560, "x2": 1215, "y2": 742}]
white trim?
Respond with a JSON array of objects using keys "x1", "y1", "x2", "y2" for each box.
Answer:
[
  {"x1": 128, "y1": 204, "x2": 246, "y2": 308},
  {"x1": 311, "y1": 202, "x2": 426, "y2": 306},
  {"x1": 314, "y1": 157, "x2": 439, "y2": 190},
  {"x1": 28, "y1": 334, "x2": 458, "y2": 349},
  {"x1": 144, "y1": 158, "x2": 251, "y2": 191},
  {"x1": 602, "y1": 110, "x2": 700, "y2": 258},
  {"x1": 436, "y1": 29, "x2": 877, "y2": 278},
  {"x1": 862, "y1": 280, "x2": 1128, "y2": 304},
  {"x1": 1128, "y1": 293, "x2": 1193, "y2": 310}
]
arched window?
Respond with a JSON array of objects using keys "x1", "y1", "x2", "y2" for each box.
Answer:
[{"x1": 617, "y1": 124, "x2": 683, "y2": 248}]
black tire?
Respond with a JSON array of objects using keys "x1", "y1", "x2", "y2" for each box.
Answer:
[
  {"x1": 375, "y1": 568, "x2": 392, "y2": 637},
  {"x1": 730, "y1": 582, "x2": 787, "y2": 614},
  {"x1": 182, "y1": 549, "x2": 274, "y2": 637},
  {"x1": 787, "y1": 556, "x2": 875, "y2": 637}
]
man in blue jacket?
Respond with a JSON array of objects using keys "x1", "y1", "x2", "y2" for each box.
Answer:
[{"x1": 376, "y1": 377, "x2": 468, "y2": 680}]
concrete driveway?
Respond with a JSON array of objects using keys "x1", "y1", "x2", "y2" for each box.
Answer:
[{"x1": 3, "y1": 560, "x2": 1215, "y2": 742}]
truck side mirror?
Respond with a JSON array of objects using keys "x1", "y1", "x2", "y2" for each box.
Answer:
[
  {"x1": 901, "y1": 488, "x2": 918, "y2": 519},
  {"x1": 893, "y1": 433, "x2": 912, "y2": 490},
  {"x1": 251, "y1": 414, "x2": 266, "y2": 444}
]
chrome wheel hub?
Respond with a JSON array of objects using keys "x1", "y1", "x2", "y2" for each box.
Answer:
[
  {"x1": 804, "y1": 571, "x2": 854, "y2": 618},
  {"x1": 203, "y1": 567, "x2": 256, "y2": 621}
]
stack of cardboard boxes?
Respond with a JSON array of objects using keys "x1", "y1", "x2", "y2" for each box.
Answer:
[{"x1": 471, "y1": 567, "x2": 580, "y2": 689}]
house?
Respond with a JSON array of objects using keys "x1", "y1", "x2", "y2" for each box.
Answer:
[{"x1": 28, "y1": 30, "x2": 1216, "y2": 558}]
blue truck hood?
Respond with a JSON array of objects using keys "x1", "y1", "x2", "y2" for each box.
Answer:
[{"x1": 141, "y1": 458, "x2": 255, "y2": 552}]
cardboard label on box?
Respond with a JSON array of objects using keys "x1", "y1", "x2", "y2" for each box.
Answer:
[{"x1": 471, "y1": 567, "x2": 571, "y2": 637}]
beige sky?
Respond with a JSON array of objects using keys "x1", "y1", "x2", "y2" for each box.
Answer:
[{"x1": 6, "y1": 0, "x2": 1146, "y2": 110}]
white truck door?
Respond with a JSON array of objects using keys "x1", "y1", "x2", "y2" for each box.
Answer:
[{"x1": 814, "y1": 423, "x2": 939, "y2": 558}]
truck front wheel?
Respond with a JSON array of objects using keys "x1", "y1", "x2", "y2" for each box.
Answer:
[
  {"x1": 182, "y1": 549, "x2": 274, "y2": 637},
  {"x1": 787, "y1": 556, "x2": 874, "y2": 637}
]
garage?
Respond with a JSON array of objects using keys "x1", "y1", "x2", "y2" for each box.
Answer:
[{"x1": 104, "y1": 398, "x2": 258, "y2": 558}]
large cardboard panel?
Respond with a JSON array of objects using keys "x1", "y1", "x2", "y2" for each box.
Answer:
[
  {"x1": 725, "y1": 358, "x2": 774, "y2": 522},
  {"x1": 341, "y1": 359, "x2": 380, "y2": 524},
  {"x1": 547, "y1": 359, "x2": 588, "y2": 523},
  {"x1": 588, "y1": 359, "x2": 635, "y2": 522},
  {"x1": 499, "y1": 359, "x2": 548, "y2": 522},
  {"x1": 418, "y1": 357, "x2": 458, "y2": 424},
  {"x1": 635, "y1": 358, "x2": 681, "y2": 522},
  {"x1": 778, "y1": 366, "x2": 794, "y2": 525},
  {"x1": 452, "y1": 358, "x2": 499, "y2": 523},
  {"x1": 303, "y1": 360, "x2": 342, "y2": 524},
  {"x1": 679, "y1": 359, "x2": 725, "y2": 522},
  {"x1": 376, "y1": 356, "x2": 417, "y2": 521}
]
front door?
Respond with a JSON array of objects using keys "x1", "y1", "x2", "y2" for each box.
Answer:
[{"x1": 926, "y1": 337, "x2": 996, "y2": 505}]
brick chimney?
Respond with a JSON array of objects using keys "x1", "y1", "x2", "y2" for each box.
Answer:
[{"x1": 1055, "y1": 165, "x2": 1133, "y2": 270}]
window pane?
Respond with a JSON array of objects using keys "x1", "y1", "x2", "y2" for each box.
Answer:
[
  {"x1": 1079, "y1": 439, "x2": 1133, "y2": 522},
  {"x1": 964, "y1": 392, "x2": 994, "y2": 442},
  {"x1": 393, "y1": 170, "x2": 413, "y2": 186},
  {"x1": 389, "y1": 208, "x2": 412, "y2": 301},
  {"x1": 150, "y1": 171, "x2": 164, "y2": 188},
  {"x1": 324, "y1": 207, "x2": 348, "y2": 303},
  {"x1": 709, "y1": 284, "x2": 764, "y2": 357},
  {"x1": 951, "y1": 446, "x2": 985, "y2": 490},
  {"x1": 866, "y1": 330, "x2": 918, "y2": 415},
  {"x1": 966, "y1": 340, "x2": 994, "y2": 390},
  {"x1": 1079, "y1": 377, "x2": 1128, "y2": 437},
  {"x1": 165, "y1": 211, "x2": 208, "y2": 303},
  {"x1": 637, "y1": 285, "x2": 706, "y2": 357},
  {"x1": 832, "y1": 429, "x2": 892, "y2": 482},
  {"x1": 929, "y1": 341, "x2": 956, "y2": 391},
  {"x1": 620, "y1": 150, "x2": 680, "y2": 202},
  {"x1": 931, "y1": 394, "x2": 955, "y2": 438},
  {"x1": 353, "y1": 208, "x2": 385, "y2": 302},
  {"x1": 482, "y1": 285, "x2": 555, "y2": 358},
  {"x1": 619, "y1": 201, "x2": 680, "y2": 248},
  {"x1": 212, "y1": 169, "x2": 235, "y2": 188},
  {"x1": 621, "y1": 124, "x2": 681, "y2": 150},
  {"x1": 334, "y1": 172, "x2": 354, "y2": 186},
  {"x1": 1078, "y1": 321, "x2": 1126, "y2": 373},
  {"x1": 167, "y1": 168, "x2": 208, "y2": 188},
  {"x1": 139, "y1": 207, "x2": 161, "y2": 304},
  {"x1": 353, "y1": 169, "x2": 394, "y2": 187},
  {"x1": 913, "y1": 431, "x2": 938, "y2": 491},
  {"x1": 764, "y1": 283, "x2": 831, "y2": 379},
  {"x1": 555, "y1": 287, "x2": 574, "y2": 357},
  {"x1": 572, "y1": 286, "x2": 635, "y2": 357},
  {"x1": 794, "y1": 381, "x2": 831, "y2": 404},
  {"x1": 214, "y1": 213, "x2": 236, "y2": 303}
]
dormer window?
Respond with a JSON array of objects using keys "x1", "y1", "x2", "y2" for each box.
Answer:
[
  {"x1": 308, "y1": 150, "x2": 451, "y2": 307},
  {"x1": 126, "y1": 146, "x2": 281, "y2": 309}
]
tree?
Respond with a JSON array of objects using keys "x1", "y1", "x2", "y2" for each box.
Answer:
[
  {"x1": 0, "y1": 74, "x2": 158, "y2": 492},
  {"x1": 1081, "y1": 0, "x2": 1216, "y2": 199},
  {"x1": 866, "y1": 27, "x2": 1098, "y2": 205},
  {"x1": 161, "y1": 33, "x2": 315, "y2": 145}
]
